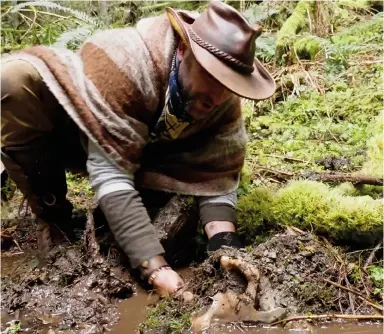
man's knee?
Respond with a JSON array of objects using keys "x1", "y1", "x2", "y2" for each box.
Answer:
[{"x1": 1, "y1": 60, "x2": 41, "y2": 100}]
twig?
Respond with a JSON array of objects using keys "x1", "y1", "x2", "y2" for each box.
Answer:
[
  {"x1": 271, "y1": 314, "x2": 384, "y2": 326},
  {"x1": 364, "y1": 242, "x2": 382, "y2": 270},
  {"x1": 253, "y1": 165, "x2": 294, "y2": 177},
  {"x1": 265, "y1": 154, "x2": 309, "y2": 164},
  {"x1": 348, "y1": 247, "x2": 384, "y2": 255},
  {"x1": 52, "y1": 223, "x2": 71, "y2": 244},
  {"x1": 344, "y1": 275, "x2": 356, "y2": 314},
  {"x1": 358, "y1": 296, "x2": 383, "y2": 314},
  {"x1": 12, "y1": 238, "x2": 23, "y2": 252},
  {"x1": 324, "y1": 279, "x2": 383, "y2": 312},
  {"x1": 359, "y1": 268, "x2": 371, "y2": 298},
  {"x1": 233, "y1": 322, "x2": 245, "y2": 333}
]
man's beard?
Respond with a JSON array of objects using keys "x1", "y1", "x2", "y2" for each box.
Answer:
[
  {"x1": 178, "y1": 73, "x2": 211, "y2": 121},
  {"x1": 182, "y1": 91, "x2": 213, "y2": 121}
]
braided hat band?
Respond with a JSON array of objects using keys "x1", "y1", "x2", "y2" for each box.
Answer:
[{"x1": 188, "y1": 28, "x2": 254, "y2": 74}]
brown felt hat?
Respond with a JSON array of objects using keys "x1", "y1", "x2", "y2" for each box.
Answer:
[{"x1": 165, "y1": 1, "x2": 276, "y2": 100}]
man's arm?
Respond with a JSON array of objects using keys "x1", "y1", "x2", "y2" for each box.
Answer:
[
  {"x1": 86, "y1": 140, "x2": 165, "y2": 268},
  {"x1": 198, "y1": 192, "x2": 243, "y2": 251}
]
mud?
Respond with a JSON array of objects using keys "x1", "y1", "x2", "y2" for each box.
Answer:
[
  {"x1": 191, "y1": 233, "x2": 345, "y2": 315},
  {"x1": 1, "y1": 213, "x2": 382, "y2": 333},
  {"x1": 1, "y1": 214, "x2": 133, "y2": 334},
  {"x1": 139, "y1": 231, "x2": 382, "y2": 333}
]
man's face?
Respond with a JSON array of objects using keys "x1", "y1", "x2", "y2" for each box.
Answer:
[{"x1": 177, "y1": 43, "x2": 233, "y2": 120}]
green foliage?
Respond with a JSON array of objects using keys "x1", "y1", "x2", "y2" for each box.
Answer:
[
  {"x1": 139, "y1": 298, "x2": 191, "y2": 334},
  {"x1": 5, "y1": 320, "x2": 21, "y2": 334},
  {"x1": 10, "y1": 1, "x2": 103, "y2": 26},
  {"x1": 332, "y1": 13, "x2": 383, "y2": 46},
  {"x1": 1, "y1": 1, "x2": 104, "y2": 53},
  {"x1": 338, "y1": 0, "x2": 370, "y2": 10},
  {"x1": 248, "y1": 62, "x2": 383, "y2": 173},
  {"x1": 65, "y1": 172, "x2": 94, "y2": 209},
  {"x1": 53, "y1": 25, "x2": 96, "y2": 50},
  {"x1": 243, "y1": 4, "x2": 279, "y2": 25},
  {"x1": 369, "y1": 265, "x2": 384, "y2": 291},
  {"x1": 255, "y1": 34, "x2": 277, "y2": 63},
  {"x1": 237, "y1": 181, "x2": 383, "y2": 247}
]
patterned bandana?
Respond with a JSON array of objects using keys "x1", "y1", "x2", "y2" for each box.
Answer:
[{"x1": 151, "y1": 51, "x2": 193, "y2": 140}]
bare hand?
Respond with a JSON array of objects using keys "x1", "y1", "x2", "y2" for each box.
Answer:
[{"x1": 152, "y1": 269, "x2": 184, "y2": 297}]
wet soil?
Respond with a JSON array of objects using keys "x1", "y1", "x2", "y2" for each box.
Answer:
[
  {"x1": 1, "y1": 215, "x2": 382, "y2": 334},
  {"x1": 189, "y1": 233, "x2": 366, "y2": 315},
  {"x1": 139, "y1": 231, "x2": 382, "y2": 333},
  {"x1": 1, "y1": 214, "x2": 133, "y2": 334}
]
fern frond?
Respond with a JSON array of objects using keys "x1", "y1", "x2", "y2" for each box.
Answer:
[
  {"x1": 54, "y1": 25, "x2": 95, "y2": 50},
  {"x1": 10, "y1": 1, "x2": 103, "y2": 27},
  {"x1": 243, "y1": 5, "x2": 279, "y2": 25},
  {"x1": 256, "y1": 34, "x2": 276, "y2": 62}
]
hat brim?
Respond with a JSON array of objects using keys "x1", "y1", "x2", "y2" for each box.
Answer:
[{"x1": 166, "y1": 8, "x2": 276, "y2": 100}]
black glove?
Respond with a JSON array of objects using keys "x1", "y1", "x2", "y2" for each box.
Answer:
[{"x1": 207, "y1": 231, "x2": 243, "y2": 252}]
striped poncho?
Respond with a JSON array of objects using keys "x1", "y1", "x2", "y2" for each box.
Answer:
[{"x1": 3, "y1": 11, "x2": 247, "y2": 196}]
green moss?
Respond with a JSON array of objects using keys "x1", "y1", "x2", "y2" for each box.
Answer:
[
  {"x1": 293, "y1": 35, "x2": 322, "y2": 60},
  {"x1": 247, "y1": 61, "x2": 383, "y2": 175},
  {"x1": 139, "y1": 298, "x2": 192, "y2": 334},
  {"x1": 332, "y1": 13, "x2": 383, "y2": 46},
  {"x1": 237, "y1": 181, "x2": 383, "y2": 247},
  {"x1": 276, "y1": 0, "x2": 315, "y2": 59},
  {"x1": 360, "y1": 111, "x2": 384, "y2": 178},
  {"x1": 237, "y1": 161, "x2": 252, "y2": 197},
  {"x1": 236, "y1": 187, "x2": 276, "y2": 244}
]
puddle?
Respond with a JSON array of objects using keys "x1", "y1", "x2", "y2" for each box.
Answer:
[
  {"x1": 110, "y1": 267, "x2": 194, "y2": 334},
  {"x1": 110, "y1": 287, "x2": 157, "y2": 334}
]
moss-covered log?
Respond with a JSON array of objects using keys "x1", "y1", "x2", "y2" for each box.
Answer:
[
  {"x1": 237, "y1": 180, "x2": 383, "y2": 247},
  {"x1": 275, "y1": 0, "x2": 315, "y2": 60}
]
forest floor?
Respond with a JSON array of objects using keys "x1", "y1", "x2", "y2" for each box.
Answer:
[{"x1": 1, "y1": 1, "x2": 383, "y2": 334}]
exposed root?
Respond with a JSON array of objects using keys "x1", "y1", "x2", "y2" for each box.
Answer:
[{"x1": 192, "y1": 255, "x2": 287, "y2": 332}]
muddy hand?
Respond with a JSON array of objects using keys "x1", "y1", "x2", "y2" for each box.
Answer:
[{"x1": 152, "y1": 268, "x2": 185, "y2": 297}]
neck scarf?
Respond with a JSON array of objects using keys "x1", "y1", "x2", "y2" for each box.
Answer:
[
  {"x1": 168, "y1": 52, "x2": 193, "y2": 122},
  {"x1": 151, "y1": 51, "x2": 193, "y2": 140}
]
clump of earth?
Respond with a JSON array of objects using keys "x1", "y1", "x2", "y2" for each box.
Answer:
[{"x1": 192, "y1": 232, "x2": 341, "y2": 315}]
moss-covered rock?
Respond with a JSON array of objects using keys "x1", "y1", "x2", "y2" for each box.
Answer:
[{"x1": 237, "y1": 180, "x2": 383, "y2": 247}]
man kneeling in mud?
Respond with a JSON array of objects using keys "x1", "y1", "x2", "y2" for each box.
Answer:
[{"x1": 1, "y1": 1, "x2": 275, "y2": 296}]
